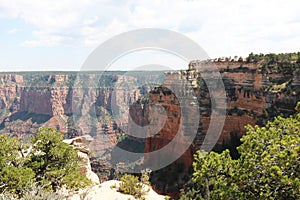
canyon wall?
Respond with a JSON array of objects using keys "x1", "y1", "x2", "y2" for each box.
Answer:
[
  {"x1": 194, "y1": 61, "x2": 298, "y2": 143},
  {"x1": 143, "y1": 60, "x2": 300, "y2": 196},
  {"x1": 0, "y1": 73, "x2": 156, "y2": 150},
  {"x1": 0, "y1": 60, "x2": 299, "y2": 196}
]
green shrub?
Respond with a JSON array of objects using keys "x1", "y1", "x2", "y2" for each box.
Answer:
[
  {"x1": 140, "y1": 170, "x2": 151, "y2": 186},
  {"x1": 119, "y1": 174, "x2": 149, "y2": 199},
  {"x1": 295, "y1": 101, "x2": 300, "y2": 112},
  {"x1": 110, "y1": 183, "x2": 117, "y2": 189}
]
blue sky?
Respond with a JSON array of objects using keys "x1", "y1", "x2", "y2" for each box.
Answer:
[{"x1": 0, "y1": 0, "x2": 300, "y2": 71}]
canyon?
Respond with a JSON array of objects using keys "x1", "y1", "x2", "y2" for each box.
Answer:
[{"x1": 0, "y1": 58, "x2": 299, "y2": 197}]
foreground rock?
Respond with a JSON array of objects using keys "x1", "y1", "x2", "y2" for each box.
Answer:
[
  {"x1": 64, "y1": 135, "x2": 100, "y2": 185},
  {"x1": 85, "y1": 180, "x2": 166, "y2": 200},
  {"x1": 64, "y1": 136, "x2": 165, "y2": 200}
]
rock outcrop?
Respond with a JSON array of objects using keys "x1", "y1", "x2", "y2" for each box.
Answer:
[
  {"x1": 64, "y1": 135, "x2": 100, "y2": 185},
  {"x1": 64, "y1": 136, "x2": 166, "y2": 200},
  {"x1": 143, "y1": 60, "x2": 300, "y2": 197}
]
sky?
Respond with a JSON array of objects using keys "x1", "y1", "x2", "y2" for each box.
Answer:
[{"x1": 0, "y1": 0, "x2": 300, "y2": 71}]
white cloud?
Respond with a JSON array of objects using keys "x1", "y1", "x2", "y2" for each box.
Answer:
[
  {"x1": 83, "y1": 16, "x2": 99, "y2": 26},
  {"x1": 0, "y1": 0, "x2": 20, "y2": 18},
  {"x1": 80, "y1": 18, "x2": 128, "y2": 47},
  {"x1": 1, "y1": 0, "x2": 300, "y2": 58},
  {"x1": 7, "y1": 28, "x2": 18, "y2": 34},
  {"x1": 21, "y1": 30, "x2": 64, "y2": 47},
  {"x1": 19, "y1": 0, "x2": 93, "y2": 31}
]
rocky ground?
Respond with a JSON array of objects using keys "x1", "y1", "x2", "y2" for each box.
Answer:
[
  {"x1": 80, "y1": 180, "x2": 165, "y2": 200},
  {"x1": 65, "y1": 136, "x2": 166, "y2": 200}
]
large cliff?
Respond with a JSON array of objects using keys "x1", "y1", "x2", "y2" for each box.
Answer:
[
  {"x1": 143, "y1": 57, "x2": 300, "y2": 196},
  {"x1": 189, "y1": 59, "x2": 299, "y2": 145}
]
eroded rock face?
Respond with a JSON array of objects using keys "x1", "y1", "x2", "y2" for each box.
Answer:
[
  {"x1": 188, "y1": 60, "x2": 299, "y2": 146},
  {"x1": 143, "y1": 60, "x2": 299, "y2": 197},
  {"x1": 144, "y1": 85, "x2": 193, "y2": 169},
  {"x1": 0, "y1": 74, "x2": 23, "y2": 116},
  {"x1": 64, "y1": 135, "x2": 100, "y2": 185},
  {"x1": 0, "y1": 73, "x2": 146, "y2": 138},
  {"x1": 20, "y1": 89, "x2": 53, "y2": 115}
]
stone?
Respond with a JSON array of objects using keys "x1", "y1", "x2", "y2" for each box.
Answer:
[{"x1": 63, "y1": 136, "x2": 100, "y2": 185}]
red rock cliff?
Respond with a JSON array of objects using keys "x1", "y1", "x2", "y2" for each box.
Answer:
[{"x1": 143, "y1": 60, "x2": 299, "y2": 197}]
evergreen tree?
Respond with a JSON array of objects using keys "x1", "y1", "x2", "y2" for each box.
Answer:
[
  {"x1": 181, "y1": 112, "x2": 300, "y2": 199},
  {"x1": 28, "y1": 127, "x2": 91, "y2": 190},
  {"x1": 0, "y1": 127, "x2": 91, "y2": 197},
  {"x1": 0, "y1": 136, "x2": 35, "y2": 194}
]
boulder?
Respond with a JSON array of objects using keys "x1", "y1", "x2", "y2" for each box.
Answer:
[{"x1": 63, "y1": 136, "x2": 100, "y2": 185}]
